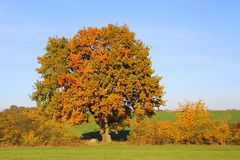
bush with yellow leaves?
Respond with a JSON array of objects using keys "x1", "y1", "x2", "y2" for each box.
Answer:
[
  {"x1": 128, "y1": 100, "x2": 237, "y2": 145},
  {"x1": 0, "y1": 106, "x2": 79, "y2": 146}
]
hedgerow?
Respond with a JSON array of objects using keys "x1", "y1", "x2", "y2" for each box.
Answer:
[
  {"x1": 128, "y1": 100, "x2": 240, "y2": 145},
  {"x1": 0, "y1": 106, "x2": 80, "y2": 146}
]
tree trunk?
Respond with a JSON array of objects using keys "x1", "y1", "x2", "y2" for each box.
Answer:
[
  {"x1": 101, "y1": 130, "x2": 111, "y2": 143},
  {"x1": 101, "y1": 120, "x2": 112, "y2": 143}
]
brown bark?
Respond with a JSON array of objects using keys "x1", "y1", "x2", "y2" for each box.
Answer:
[{"x1": 101, "y1": 120, "x2": 112, "y2": 143}]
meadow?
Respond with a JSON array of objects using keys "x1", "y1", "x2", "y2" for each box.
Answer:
[
  {"x1": 1, "y1": 144, "x2": 240, "y2": 160},
  {"x1": 151, "y1": 110, "x2": 240, "y2": 123}
]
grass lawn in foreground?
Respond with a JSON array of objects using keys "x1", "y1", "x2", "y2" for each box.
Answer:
[{"x1": 0, "y1": 144, "x2": 240, "y2": 160}]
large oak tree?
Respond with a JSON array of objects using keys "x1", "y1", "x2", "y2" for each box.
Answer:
[{"x1": 32, "y1": 24, "x2": 165, "y2": 142}]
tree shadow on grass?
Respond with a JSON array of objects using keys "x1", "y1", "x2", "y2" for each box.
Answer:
[
  {"x1": 81, "y1": 130, "x2": 130, "y2": 141},
  {"x1": 81, "y1": 131, "x2": 101, "y2": 140}
]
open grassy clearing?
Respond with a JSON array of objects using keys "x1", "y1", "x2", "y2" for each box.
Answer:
[{"x1": 1, "y1": 144, "x2": 240, "y2": 160}]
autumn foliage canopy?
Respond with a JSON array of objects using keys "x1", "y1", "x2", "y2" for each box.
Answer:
[{"x1": 32, "y1": 24, "x2": 165, "y2": 141}]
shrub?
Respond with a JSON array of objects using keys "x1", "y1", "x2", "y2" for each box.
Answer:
[
  {"x1": 0, "y1": 106, "x2": 79, "y2": 146},
  {"x1": 231, "y1": 130, "x2": 240, "y2": 145},
  {"x1": 203, "y1": 123, "x2": 231, "y2": 145},
  {"x1": 128, "y1": 100, "x2": 237, "y2": 145},
  {"x1": 128, "y1": 120, "x2": 179, "y2": 145},
  {"x1": 228, "y1": 122, "x2": 240, "y2": 145}
]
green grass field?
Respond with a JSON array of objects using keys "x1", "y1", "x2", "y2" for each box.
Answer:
[
  {"x1": 1, "y1": 144, "x2": 240, "y2": 160},
  {"x1": 210, "y1": 110, "x2": 240, "y2": 123},
  {"x1": 152, "y1": 110, "x2": 240, "y2": 123}
]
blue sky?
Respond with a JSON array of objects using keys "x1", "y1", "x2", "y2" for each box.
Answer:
[{"x1": 0, "y1": 0, "x2": 239, "y2": 110}]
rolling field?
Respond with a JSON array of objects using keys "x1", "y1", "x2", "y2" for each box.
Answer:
[
  {"x1": 1, "y1": 144, "x2": 240, "y2": 160},
  {"x1": 210, "y1": 110, "x2": 240, "y2": 123},
  {"x1": 152, "y1": 110, "x2": 240, "y2": 123}
]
